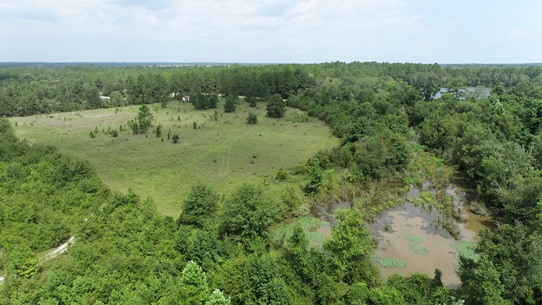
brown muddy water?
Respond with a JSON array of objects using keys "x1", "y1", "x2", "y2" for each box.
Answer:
[{"x1": 310, "y1": 181, "x2": 492, "y2": 288}]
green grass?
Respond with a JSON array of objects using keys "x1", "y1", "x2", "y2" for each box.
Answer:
[{"x1": 10, "y1": 101, "x2": 338, "y2": 217}]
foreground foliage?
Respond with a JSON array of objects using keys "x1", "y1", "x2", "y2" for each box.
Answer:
[{"x1": 2, "y1": 61, "x2": 542, "y2": 304}]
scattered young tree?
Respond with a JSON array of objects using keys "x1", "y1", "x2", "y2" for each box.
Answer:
[
  {"x1": 224, "y1": 95, "x2": 238, "y2": 113},
  {"x1": 128, "y1": 105, "x2": 154, "y2": 134},
  {"x1": 137, "y1": 105, "x2": 153, "y2": 131},
  {"x1": 172, "y1": 134, "x2": 180, "y2": 143},
  {"x1": 154, "y1": 123, "x2": 163, "y2": 137}
]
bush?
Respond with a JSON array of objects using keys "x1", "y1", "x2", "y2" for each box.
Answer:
[
  {"x1": 275, "y1": 169, "x2": 288, "y2": 181},
  {"x1": 224, "y1": 95, "x2": 238, "y2": 113},
  {"x1": 246, "y1": 112, "x2": 258, "y2": 124},
  {"x1": 191, "y1": 93, "x2": 218, "y2": 110},
  {"x1": 247, "y1": 96, "x2": 257, "y2": 107},
  {"x1": 172, "y1": 134, "x2": 180, "y2": 143}
]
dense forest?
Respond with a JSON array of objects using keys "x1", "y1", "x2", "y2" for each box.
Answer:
[{"x1": 1, "y1": 62, "x2": 542, "y2": 304}]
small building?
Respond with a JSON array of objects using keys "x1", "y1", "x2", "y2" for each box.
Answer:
[{"x1": 182, "y1": 95, "x2": 190, "y2": 102}]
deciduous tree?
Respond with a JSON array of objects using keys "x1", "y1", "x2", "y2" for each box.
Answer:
[
  {"x1": 218, "y1": 184, "x2": 276, "y2": 245},
  {"x1": 324, "y1": 209, "x2": 380, "y2": 286},
  {"x1": 178, "y1": 184, "x2": 219, "y2": 228},
  {"x1": 266, "y1": 93, "x2": 286, "y2": 118}
]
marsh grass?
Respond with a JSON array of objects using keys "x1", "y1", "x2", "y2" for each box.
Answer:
[
  {"x1": 350, "y1": 180, "x2": 407, "y2": 221},
  {"x1": 420, "y1": 191, "x2": 436, "y2": 206},
  {"x1": 10, "y1": 101, "x2": 337, "y2": 217},
  {"x1": 402, "y1": 146, "x2": 451, "y2": 189}
]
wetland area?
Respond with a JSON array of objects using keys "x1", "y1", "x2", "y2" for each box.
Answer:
[{"x1": 310, "y1": 174, "x2": 493, "y2": 288}]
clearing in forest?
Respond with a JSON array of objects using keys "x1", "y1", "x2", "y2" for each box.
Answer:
[{"x1": 11, "y1": 100, "x2": 337, "y2": 217}]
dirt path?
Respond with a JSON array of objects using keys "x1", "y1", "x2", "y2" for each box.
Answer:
[
  {"x1": 0, "y1": 236, "x2": 75, "y2": 285},
  {"x1": 41, "y1": 236, "x2": 76, "y2": 262}
]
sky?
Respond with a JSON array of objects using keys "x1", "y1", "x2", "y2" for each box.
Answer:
[{"x1": 1, "y1": 0, "x2": 541, "y2": 64}]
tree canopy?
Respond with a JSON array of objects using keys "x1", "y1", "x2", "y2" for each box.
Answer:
[
  {"x1": 266, "y1": 93, "x2": 286, "y2": 118},
  {"x1": 2, "y1": 62, "x2": 542, "y2": 304}
]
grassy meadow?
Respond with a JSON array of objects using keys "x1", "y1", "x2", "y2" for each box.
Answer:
[{"x1": 10, "y1": 100, "x2": 338, "y2": 217}]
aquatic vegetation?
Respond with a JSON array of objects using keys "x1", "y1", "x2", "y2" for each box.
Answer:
[
  {"x1": 372, "y1": 255, "x2": 406, "y2": 268},
  {"x1": 420, "y1": 191, "x2": 436, "y2": 206},
  {"x1": 451, "y1": 241, "x2": 479, "y2": 261},
  {"x1": 409, "y1": 196, "x2": 424, "y2": 207},
  {"x1": 409, "y1": 243, "x2": 428, "y2": 255},
  {"x1": 271, "y1": 216, "x2": 329, "y2": 247},
  {"x1": 405, "y1": 234, "x2": 423, "y2": 243},
  {"x1": 405, "y1": 234, "x2": 428, "y2": 254}
]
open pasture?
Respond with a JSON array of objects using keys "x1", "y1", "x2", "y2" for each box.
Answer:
[{"x1": 11, "y1": 100, "x2": 337, "y2": 217}]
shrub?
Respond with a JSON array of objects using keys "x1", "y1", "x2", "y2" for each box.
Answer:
[
  {"x1": 246, "y1": 112, "x2": 258, "y2": 124},
  {"x1": 224, "y1": 95, "x2": 238, "y2": 113},
  {"x1": 275, "y1": 169, "x2": 288, "y2": 181},
  {"x1": 247, "y1": 96, "x2": 257, "y2": 107}
]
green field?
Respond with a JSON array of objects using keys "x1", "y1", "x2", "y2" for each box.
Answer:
[{"x1": 10, "y1": 100, "x2": 337, "y2": 217}]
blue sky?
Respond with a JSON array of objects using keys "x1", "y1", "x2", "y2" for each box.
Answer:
[{"x1": 1, "y1": 0, "x2": 541, "y2": 63}]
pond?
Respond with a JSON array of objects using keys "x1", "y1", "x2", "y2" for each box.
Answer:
[{"x1": 310, "y1": 178, "x2": 493, "y2": 288}]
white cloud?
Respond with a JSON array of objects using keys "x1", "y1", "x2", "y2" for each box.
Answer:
[
  {"x1": 1, "y1": 0, "x2": 541, "y2": 63},
  {"x1": 507, "y1": 28, "x2": 531, "y2": 38}
]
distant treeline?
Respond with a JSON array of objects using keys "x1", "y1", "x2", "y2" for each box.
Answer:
[{"x1": 2, "y1": 62, "x2": 542, "y2": 116}]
